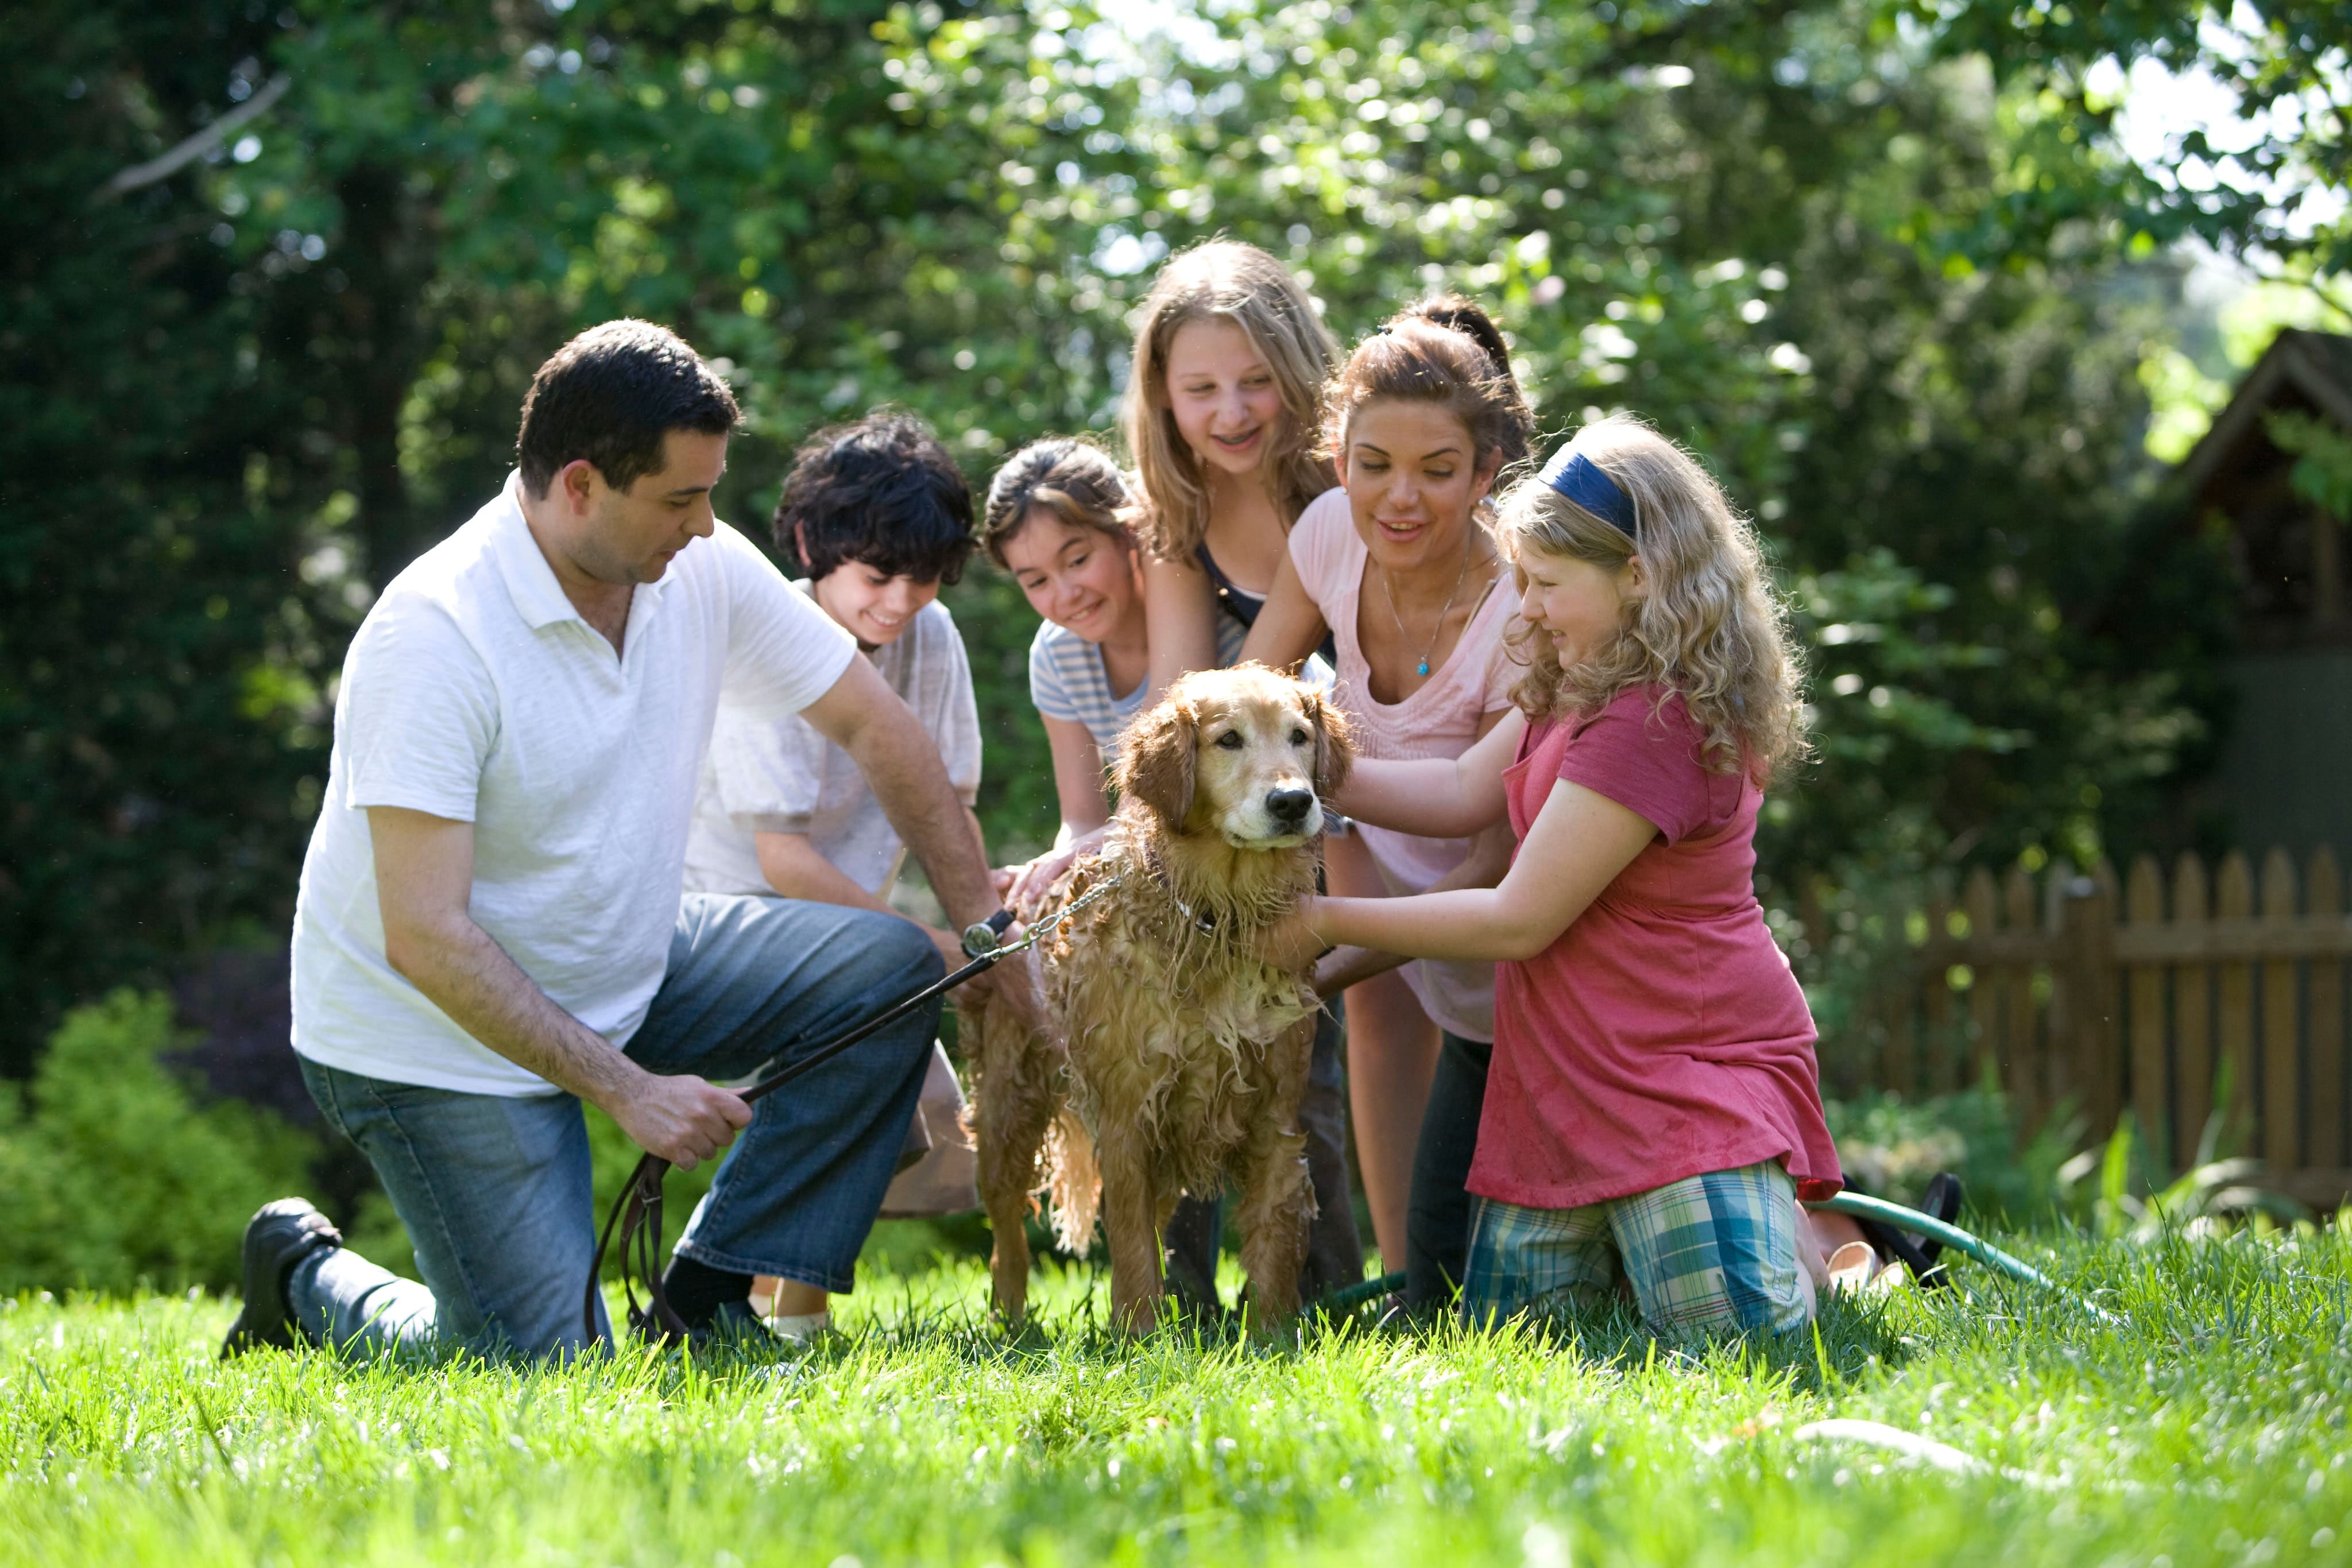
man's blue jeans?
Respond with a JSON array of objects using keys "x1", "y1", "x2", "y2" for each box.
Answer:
[{"x1": 288, "y1": 893, "x2": 942, "y2": 1358}]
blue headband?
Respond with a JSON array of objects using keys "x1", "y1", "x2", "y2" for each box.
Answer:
[{"x1": 1539, "y1": 446, "x2": 1637, "y2": 537}]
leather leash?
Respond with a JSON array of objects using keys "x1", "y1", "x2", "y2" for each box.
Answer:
[{"x1": 584, "y1": 877, "x2": 1120, "y2": 1345}]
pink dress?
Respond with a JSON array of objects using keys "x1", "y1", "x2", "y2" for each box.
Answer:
[
  {"x1": 1470, "y1": 687, "x2": 1843, "y2": 1210},
  {"x1": 1289, "y1": 489, "x2": 1518, "y2": 1042}
]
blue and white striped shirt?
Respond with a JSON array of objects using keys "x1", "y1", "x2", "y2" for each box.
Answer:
[{"x1": 1027, "y1": 615, "x2": 1247, "y2": 764}]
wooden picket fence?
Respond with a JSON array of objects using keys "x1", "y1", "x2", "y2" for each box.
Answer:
[{"x1": 1815, "y1": 848, "x2": 2352, "y2": 1211}]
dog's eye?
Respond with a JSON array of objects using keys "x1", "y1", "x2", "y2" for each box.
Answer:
[
  {"x1": 1214, "y1": 731, "x2": 1244, "y2": 750},
  {"x1": 1291, "y1": 729, "x2": 1310, "y2": 746}
]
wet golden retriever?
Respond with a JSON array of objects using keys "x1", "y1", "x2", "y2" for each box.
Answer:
[{"x1": 964, "y1": 664, "x2": 1352, "y2": 1333}]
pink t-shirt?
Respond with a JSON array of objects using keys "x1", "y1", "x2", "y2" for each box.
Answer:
[
  {"x1": 1290, "y1": 489, "x2": 1517, "y2": 1042},
  {"x1": 1468, "y1": 687, "x2": 1842, "y2": 1210}
]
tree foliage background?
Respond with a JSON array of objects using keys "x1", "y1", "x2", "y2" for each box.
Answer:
[{"x1": 4, "y1": 0, "x2": 2346, "y2": 1074}]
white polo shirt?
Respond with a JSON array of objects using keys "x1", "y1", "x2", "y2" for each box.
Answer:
[{"x1": 289, "y1": 475, "x2": 857, "y2": 1095}]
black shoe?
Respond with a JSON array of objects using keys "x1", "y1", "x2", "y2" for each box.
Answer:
[
  {"x1": 1161, "y1": 1197, "x2": 1229, "y2": 1328},
  {"x1": 637, "y1": 1296, "x2": 779, "y2": 1353},
  {"x1": 1910, "y1": 1172, "x2": 1964, "y2": 1277},
  {"x1": 1163, "y1": 1255, "x2": 1230, "y2": 1329},
  {"x1": 220, "y1": 1197, "x2": 342, "y2": 1358}
]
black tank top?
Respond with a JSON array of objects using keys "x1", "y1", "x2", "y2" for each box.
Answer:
[{"x1": 1196, "y1": 544, "x2": 1339, "y2": 665}]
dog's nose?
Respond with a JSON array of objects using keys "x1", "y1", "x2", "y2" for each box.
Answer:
[{"x1": 1266, "y1": 788, "x2": 1314, "y2": 825}]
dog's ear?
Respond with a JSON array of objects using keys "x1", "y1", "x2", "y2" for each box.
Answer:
[
  {"x1": 1306, "y1": 690, "x2": 1355, "y2": 799},
  {"x1": 1117, "y1": 696, "x2": 1196, "y2": 827}
]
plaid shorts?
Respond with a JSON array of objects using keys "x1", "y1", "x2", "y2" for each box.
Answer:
[{"x1": 1461, "y1": 1162, "x2": 1812, "y2": 1337}]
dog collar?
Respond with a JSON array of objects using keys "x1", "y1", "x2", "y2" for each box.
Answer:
[{"x1": 1143, "y1": 845, "x2": 1221, "y2": 938}]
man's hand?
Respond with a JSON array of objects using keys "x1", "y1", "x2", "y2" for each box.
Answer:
[
  {"x1": 960, "y1": 945, "x2": 1049, "y2": 1040},
  {"x1": 604, "y1": 1068, "x2": 753, "y2": 1171}
]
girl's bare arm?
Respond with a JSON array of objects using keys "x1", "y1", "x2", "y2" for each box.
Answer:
[
  {"x1": 1140, "y1": 552, "x2": 1221, "y2": 703},
  {"x1": 1299, "y1": 779, "x2": 1655, "y2": 964},
  {"x1": 1330, "y1": 708, "x2": 1525, "y2": 839},
  {"x1": 1001, "y1": 715, "x2": 1116, "y2": 907},
  {"x1": 1043, "y1": 715, "x2": 1111, "y2": 839},
  {"x1": 1237, "y1": 551, "x2": 1328, "y2": 673},
  {"x1": 1312, "y1": 820, "x2": 1515, "y2": 997}
]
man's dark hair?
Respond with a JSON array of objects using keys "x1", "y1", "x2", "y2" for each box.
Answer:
[
  {"x1": 516, "y1": 320, "x2": 741, "y2": 498},
  {"x1": 776, "y1": 410, "x2": 975, "y2": 585}
]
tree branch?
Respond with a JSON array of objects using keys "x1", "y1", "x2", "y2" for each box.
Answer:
[{"x1": 90, "y1": 75, "x2": 292, "y2": 204}]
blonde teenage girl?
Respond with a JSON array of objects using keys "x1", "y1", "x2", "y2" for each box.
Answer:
[
  {"x1": 1274, "y1": 416, "x2": 1842, "y2": 1337},
  {"x1": 1113, "y1": 243, "x2": 1369, "y2": 1313},
  {"x1": 981, "y1": 439, "x2": 1366, "y2": 1306},
  {"x1": 1125, "y1": 240, "x2": 1341, "y2": 699}
]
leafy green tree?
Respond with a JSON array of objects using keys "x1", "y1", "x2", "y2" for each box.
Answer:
[
  {"x1": 1912, "y1": 0, "x2": 2350, "y2": 277},
  {"x1": 2, "y1": 0, "x2": 2327, "y2": 1071},
  {"x1": 2, "y1": 3, "x2": 359, "y2": 1075}
]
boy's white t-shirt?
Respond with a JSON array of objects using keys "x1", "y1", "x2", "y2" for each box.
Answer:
[
  {"x1": 289, "y1": 475, "x2": 857, "y2": 1097},
  {"x1": 683, "y1": 586, "x2": 982, "y2": 898}
]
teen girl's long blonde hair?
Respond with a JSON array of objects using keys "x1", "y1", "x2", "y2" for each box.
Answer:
[
  {"x1": 1123, "y1": 241, "x2": 1337, "y2": 560},
  {"x1": 1498, "y1": 414, "x2": 1808, "y2": 783}
]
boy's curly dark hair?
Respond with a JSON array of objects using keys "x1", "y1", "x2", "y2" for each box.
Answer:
[{"x1": 774, "y1": 409, "x2": 975, "y2": 585}]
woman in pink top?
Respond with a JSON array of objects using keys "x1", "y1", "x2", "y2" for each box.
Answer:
[
  {"x1": 1272, "y1": 415, "x2": 1842, "y2": 1338},
  {"x1": 1241, "y1": 297, "x2": 1531, "y2": 1298}
]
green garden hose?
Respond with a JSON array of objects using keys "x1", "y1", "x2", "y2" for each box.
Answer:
[
  {"x1": 1807, "y1": 1190, "x2": 2119, "y2": 1322},
  {"x1": 1317, "y1": 1271, "x2": 1406, "y2": 1313}
]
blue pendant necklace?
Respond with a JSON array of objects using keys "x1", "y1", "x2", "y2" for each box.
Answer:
[{"x1": 1382, "y1": 534, "x2": 1476, "y2": 679}]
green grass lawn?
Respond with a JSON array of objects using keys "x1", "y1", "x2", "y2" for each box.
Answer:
[{"x1": 5, "y1": 1225, "x2": 2348, "y2": 1567}]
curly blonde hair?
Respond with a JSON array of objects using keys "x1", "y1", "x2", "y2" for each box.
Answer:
[
  {"x1": 1498, "y1": 415, "x2": 1808, "y2": 783},
  {"x1": 1123, "y1": 241, "x2": 1337, "y2": 560}
]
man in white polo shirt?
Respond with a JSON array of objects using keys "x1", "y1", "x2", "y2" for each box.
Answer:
[{"x1": 221, "y1": 320, "x2": 1027, "y2": 1358}]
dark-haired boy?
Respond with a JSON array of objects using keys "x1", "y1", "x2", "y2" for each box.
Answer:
[
  {"x1": 225, "y1": 323, "x2": 1031, "y2": 1361},
  {"x1": 683, "y1": 409, "x2": 987, "y2": 1337}
]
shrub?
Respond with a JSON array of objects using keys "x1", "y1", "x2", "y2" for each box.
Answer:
[{"x1": 0, "y1": 990, "x2": 319, "y2": 1294}]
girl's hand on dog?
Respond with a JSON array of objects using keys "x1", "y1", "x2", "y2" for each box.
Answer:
[
  {"x1": 1000, "y1": 851, "x2": 1064, "y2": 909},
  {"x1": 1001, "y1": 823, "x2": 1112, "y2": 908},
  {"x1": 1256, "y1": 897, "x2": 1331, "y2": 974}
]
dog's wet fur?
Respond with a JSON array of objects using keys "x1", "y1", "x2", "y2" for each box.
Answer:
[{"x1": 962, "y1": 665, "x2": 1353, "y2": 1333}]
